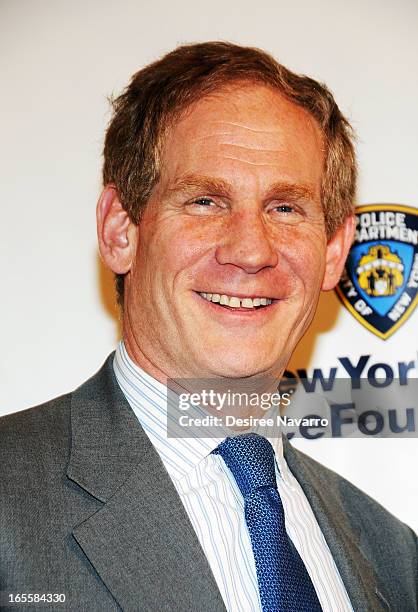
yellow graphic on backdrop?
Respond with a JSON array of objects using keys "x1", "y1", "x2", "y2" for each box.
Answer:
[{"x1": 356, "y1": 244, "x2": 404, "y2": 297}]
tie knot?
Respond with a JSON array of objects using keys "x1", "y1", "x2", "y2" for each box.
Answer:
[{"x1": 213, "y1": 433, "x2": 277, "y2": 497}]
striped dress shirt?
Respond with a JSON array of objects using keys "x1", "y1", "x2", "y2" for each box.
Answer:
[{"x1": 113, "y1": 341, "x2": 353, "y2": 612}]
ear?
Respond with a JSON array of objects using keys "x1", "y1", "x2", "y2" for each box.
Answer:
[
  {"x1": 322, "y1": 215, "x2": 356, "y2": 291},
  {"x1": 96, "y1": 185, "x2": 137, "y2": 274}
]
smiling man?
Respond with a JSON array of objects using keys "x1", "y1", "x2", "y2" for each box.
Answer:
[
  {"x1": 1, "y1": 42, "x2": 416, "y2": 612},
  {"x1": 100, "y1": 82, "x2": 345, "y2": 382}
]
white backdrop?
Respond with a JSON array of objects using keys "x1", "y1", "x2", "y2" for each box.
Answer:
[{"x1": 1, "y1": 0, "x2": 417, "y2": 531}]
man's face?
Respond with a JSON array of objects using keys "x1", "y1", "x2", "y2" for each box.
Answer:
[{"x1": 124, "y1": 83, "x2": 330, "y2": 380}]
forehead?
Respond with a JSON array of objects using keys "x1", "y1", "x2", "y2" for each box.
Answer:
[{"x1": 159, "y1": 82, "x2": 325, "y2": 193}]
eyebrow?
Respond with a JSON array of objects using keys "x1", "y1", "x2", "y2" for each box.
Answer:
[
  {"x1": 167, "y1": 174, "x2": 231, "y2": 196},
  {"x1": 166, "y1": 173, "x2": 317, "y2": 201}
]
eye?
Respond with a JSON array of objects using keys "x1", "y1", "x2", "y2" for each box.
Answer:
[
  {"x1": 267, "y1": 201, "x2": 305, "y2": 225},
  {"x1": 273, "y1": 204, "x2": 294, "y2": 213},
  {"x1": 193, "y1": 197, "x2": 215, "y2": 207},
  {"x1": 185, "y1": 196, "x2": 224, "y2": 216}
]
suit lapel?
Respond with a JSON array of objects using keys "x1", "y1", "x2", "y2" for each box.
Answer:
[
  {"x1": 67, "y1": 355, "x2": 225, "y2": 611},
  {"x1": 283, "y1": 437, "x2": 392, "y2": 611}
]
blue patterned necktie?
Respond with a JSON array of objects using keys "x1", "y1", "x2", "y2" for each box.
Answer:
[{"x1": 213, "y1": 433, "x2": 322, "y2": 612}]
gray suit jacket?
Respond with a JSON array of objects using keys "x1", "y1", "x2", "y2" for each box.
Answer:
[{"x1": 0, "y1": 354, "x2": 417, "y2": 611}]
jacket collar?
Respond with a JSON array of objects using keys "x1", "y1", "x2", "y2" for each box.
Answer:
[
  {"x1": 67, "y1": 354, "x2": 226, "y2": 611},
  {"x1": 283, "y1": 437, "x2": 391, "y2": 611}
]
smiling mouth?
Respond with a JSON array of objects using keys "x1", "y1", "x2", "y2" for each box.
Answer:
[{"x1": 197, "y1": 292, "x2": 274, "y2": 310}]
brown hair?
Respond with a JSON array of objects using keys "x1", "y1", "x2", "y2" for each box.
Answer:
[{"x1": 103, "y1": 41, "x2": 357, "y2": 305}]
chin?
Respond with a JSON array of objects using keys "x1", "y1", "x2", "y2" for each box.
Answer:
[{"x1": 204, "y1": 351, "x2": 280, "y2": 379}]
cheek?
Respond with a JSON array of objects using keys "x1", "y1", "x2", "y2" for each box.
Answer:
[
  {"x1": 280, "y1": 230, "x2": 327, "y2": 292},
  {"x1": 142, "y1": 217, "x2": 211, "y2": 286}
]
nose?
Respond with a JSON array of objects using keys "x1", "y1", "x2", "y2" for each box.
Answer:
[{"x1": 215, "y1": 211, "x2": 279, "y2": 273}]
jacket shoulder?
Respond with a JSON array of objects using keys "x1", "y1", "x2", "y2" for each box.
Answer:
[
  {"x1": 0, "y1": 353, "x2": 116, "y2": 461},
  {"x1": 0, "y1": 393, "x2": 72, "y2": 475}
]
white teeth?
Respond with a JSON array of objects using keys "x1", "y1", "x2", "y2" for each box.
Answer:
[
  {"x1": 198, "y1": 292, "x2": 274, "y2": 308},
  {"x1": 241, "y1": 298, "x2": 253, "y2": 308},
  {"x1": 229, "y1": 296, "x2": 241, "y2": 308}
]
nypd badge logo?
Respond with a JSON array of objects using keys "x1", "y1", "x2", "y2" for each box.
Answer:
[{"x1": 336, "y1": 204, "x2": 418, "y2": 339}]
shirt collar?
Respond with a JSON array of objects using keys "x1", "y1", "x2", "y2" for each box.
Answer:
[{"x1": 113, "y1": 340, "x2": 286, "y2": 481}]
